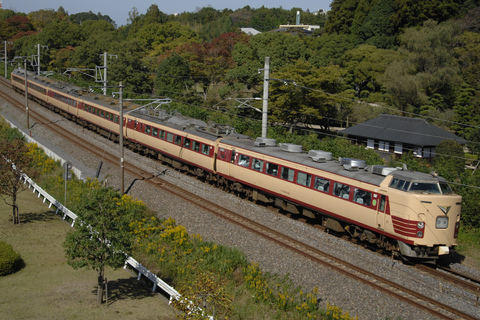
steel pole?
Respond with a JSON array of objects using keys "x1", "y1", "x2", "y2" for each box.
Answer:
[
  {"x1": 119, "y1": 82, "x2": 124, "y2": 195},
  {"x1": 37, "y1": 44, "x2": 41, "y2": 75},
  {"x1": 4, "y1": 41, "x2": 7, "y2": 78},
  {"x1": 24, "y1": 60, "x2": 29, "y2": 130},
  {"x1": 104, "y1": 52, "x2": 107, "y2": 95},
  {"x1": 262, "y1": 56, "x2": 270, "y2": 138}
]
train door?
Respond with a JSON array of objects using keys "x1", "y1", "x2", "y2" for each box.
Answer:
[{"x1": 376, "y1": 194, "x2": 388, "y2": 230}]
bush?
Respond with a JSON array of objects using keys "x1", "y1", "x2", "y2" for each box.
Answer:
[{"x1": 0, "y1": 241, "x2": 23, "y2": 276}]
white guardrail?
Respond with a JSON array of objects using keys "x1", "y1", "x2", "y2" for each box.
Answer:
[{"x1": 21, "y1": 174, "x2": 193, "y2": 308}]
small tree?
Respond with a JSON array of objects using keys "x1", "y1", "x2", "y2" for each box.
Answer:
[
  {"x1": 63, "y1": 186, "x2": 133, "y2": 305},
  {"x1": 0, "y1": 138, "x2": 37, "y2": 224}
]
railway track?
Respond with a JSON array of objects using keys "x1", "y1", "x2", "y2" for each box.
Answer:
[{"x1": 1, "y1": 76, "x2": 479, "y2": 320}]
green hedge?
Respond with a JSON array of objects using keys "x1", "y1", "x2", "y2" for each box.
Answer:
[{"x1": 0, "y1": 241, "x2": 23, "y2": 276}]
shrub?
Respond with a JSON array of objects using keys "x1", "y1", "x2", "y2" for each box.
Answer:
[{"x1": 0, "y1": 241, "x2": 23, "y2": 276}]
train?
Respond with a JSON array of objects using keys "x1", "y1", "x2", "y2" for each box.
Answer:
[{"x1": 11, "y1": 68, "x2": 462, "y2": 264}]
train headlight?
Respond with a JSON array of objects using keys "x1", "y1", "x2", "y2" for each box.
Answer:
[
  {"x1": 417, "y1": 221, "x2": 425, "y2": 229},
  {"x1": 436, "y1": 216, "x2": 449, "y2": 229},
  {"x1": 417, "y1": 231, "x2": 423, "y2": 237}
]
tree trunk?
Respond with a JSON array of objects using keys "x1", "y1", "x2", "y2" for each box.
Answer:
[
  {"x1": 12, "y1": 194, "x2": 18, "y2": 225},
  {"x1": 97, "y1": 269, "x2": 104, "y2": 305}
]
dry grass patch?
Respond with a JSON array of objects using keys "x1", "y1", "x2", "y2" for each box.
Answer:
[{"x1": 0, "y1": 190, "x2": 177, "y2": 320}]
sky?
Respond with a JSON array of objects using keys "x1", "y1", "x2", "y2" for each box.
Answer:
[{"x1": 6, "y1": 0, "x2": 333, "y2": 27}]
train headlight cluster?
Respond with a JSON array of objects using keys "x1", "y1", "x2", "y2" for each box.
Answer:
[
  {"x1": 417, "y1": 231, "x2": 423, "y2": 237},
  {"x1": 417, "y1": 221, "x2": 425, "y2": 229}
]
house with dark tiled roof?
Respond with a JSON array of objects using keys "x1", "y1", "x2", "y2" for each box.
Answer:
[{"x1": 340, "y1": 114, "x2": 466, "y2": 158}]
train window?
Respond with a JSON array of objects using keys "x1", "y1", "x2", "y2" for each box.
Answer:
[
  {"x1": 314, "y1": 177, "x2": 330, "y2": 192},
  {"x1": 202, "y1": 144, "x2": 210, "y2": 155},
  {"x1": 353, "y1": 188, "x2": 372, "y2": 206},
  {"x1": 389, "y1": 178, "x2": 399, "y2": 188},
  {"x1": 110, "y1": 113, "x2": 114, "y2": 121},
  {"x1": 231, "y1": 149, "x2": 235, "y2": 162},
  {"x1": 252, "y1": 159, "x2": 264, "y2": 172},
  {"x1": 402, "y1": 181, "x2": 411, "y2": 191},
  {"x1": 105, "y1": 112, "x2": 110, "y2": 119},
  {"x1": 114, "y1": 115, "x2": 119, "y2": 123},
  {"x1": 281, "y1": 167, "x2": 295, "y2": 182},
  {"x1": 166, "y1": 132, "x2": 174, "y2": 143},
  {"x1": 379, "y1": 195, "x2": 386, "y2": 212},
  {"x1": 439, "y1": 182, "x2": 453, "y2": 195},
  {"x1": 333, "y1": 182, "x2": 350, "y2": 199},
  {"x1": 266, "y1": 163, "x2": 278, "y2": 176},
  {"x1": 183, "y1": 138, "x2": 191, "y2": 149},
  {"x1": 193, "y1": 141, "x2": 200, "y2": 152},
  {"x1": 145, "y1": 125, "x2": 151, "y2": 135},
  {"x1": 174, "y1": 135, "x2": 182, "y2": 145},
  {"x1": 101, "y1": 110, "x2": 104, "y2": 117},
  {"x1": 297, "y1": 172, "x2": 311, "y2": 187},
  {"x1": 152, "y1": 128, "x2": 158, "y2": 137},
  {"x1": 239, "y1": 154, "x2": 250, "y2": 167},
  {"x1": 159, "y1": 130, "x2": 165, "y2": 139}
]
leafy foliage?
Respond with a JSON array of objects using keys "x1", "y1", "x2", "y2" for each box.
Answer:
[{"x1": 0, "y1": 241, "x2": 23, "y2": 276}]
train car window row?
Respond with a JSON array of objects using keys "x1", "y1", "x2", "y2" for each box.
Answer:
[
  {"x1": 139, "y1": 123, "x2": 213, "y2": 157},
  {"x1": 28, "y1": 83, "x2": 47, "y2": 95},
  {"x1": 12, "y1": 75, "x2": 24, "y2": 85},
  {"x1": 53, "y1": 92, "x2": 77, "y2": 107},
  {"x1": 234, "y1": 151, "x2": 374, "y2": 208},
  {"x1": 85, "y1": 104, "x2": 119, "y2": 123}
]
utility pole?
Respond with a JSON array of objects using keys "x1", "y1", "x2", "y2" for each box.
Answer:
[
  {"x1": 34, "y1": 44, "x2": 48, "y2": 75},
  {"x1": 261, "y1": 56, "x2": 270, "y2": 138},
  {"x1": 99, "y1": 52, "x2": 117, "y2": 95},
  {"x1": 119, "y1": 82, "x2": 124, "y2": 195},
  {"x1": 24, "y1": 60, "x2": 29, "y2": 130}
]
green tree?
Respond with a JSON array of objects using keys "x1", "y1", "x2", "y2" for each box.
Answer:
[
  {"x1": 0, "y1": 137, "x2": 37, "y2": 225},
  {"x1": 109, "y1": 38, "x2": 152, "y2": 95},
  {"x1": 380, "y1": 20, "x2": 461, "y2": 113},
  {"x1": 306, "y1": 33, "x2": 355, "y2": 67},
  {"x1": 433, "y1": 139, "x2": 465, "y2": 181},
  {"x1": 453, "y1": 84, "x2": 478, "y2": 138},
  {"x1": 455, "y1": 31, "x2": 480, "y2": 90},
  {"x1": 268, "y1": 60, "x2": 347, "y2": 131},
  {"x1": 63, "y1": 187, "x2": 133, "y2": 305},
  {"x1": 392, "y1": 0, "x2": 466, "y2": 30},
  {"x1": 341, "y1": 44, "x2": 399, "y2": 97},
  {"x1": 357, "y1": 0, "x2": 397, "y2": 48},
  {"x1": 155, "y1": 53, "x2": 193, "y2": 99},
  {"x1": 324, "y1": 0, "x2": 361, "y2": 34}
]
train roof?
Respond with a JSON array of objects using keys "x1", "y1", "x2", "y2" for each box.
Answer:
[
  {"x1": 220, "y1": 137, "x2": 448, "y2": 186},
  {"x1": 221, "y1": 137, "x2": 388, "y2": 186},
  {"x1": 130, "y1": 109, "x2": 248, "y2": 142}
]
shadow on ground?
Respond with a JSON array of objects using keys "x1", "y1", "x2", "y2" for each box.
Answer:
[
  {"x1": 20, "y1": 210, "x2": 58, "y2": 224},
  {"x1": 91, "y1": 276, "x2": 157, "y2": 305}
]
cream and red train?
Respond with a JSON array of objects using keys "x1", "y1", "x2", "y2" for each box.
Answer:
[{"x1": 11, "y1": 68, "x2": 461, "y2": 263}]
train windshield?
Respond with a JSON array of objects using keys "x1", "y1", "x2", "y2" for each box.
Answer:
[
  {"x1": 408, "y1": 182, "x2": 441, "y2": 194},
  {"x1": 390, "y1": 178, "x2": 453, "y2": 195}
]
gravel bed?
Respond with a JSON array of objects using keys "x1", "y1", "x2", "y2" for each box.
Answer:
[{"x1": 1, "y1": 88, "x2": 479, "y2": 320}]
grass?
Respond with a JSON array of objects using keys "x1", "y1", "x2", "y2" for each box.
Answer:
[
  {"x1": 0, "y1": 190, "x2": 177, "y2": 320},
  {"x1": 456, "y1": 227, "x2": 480, "y2": 270}
]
